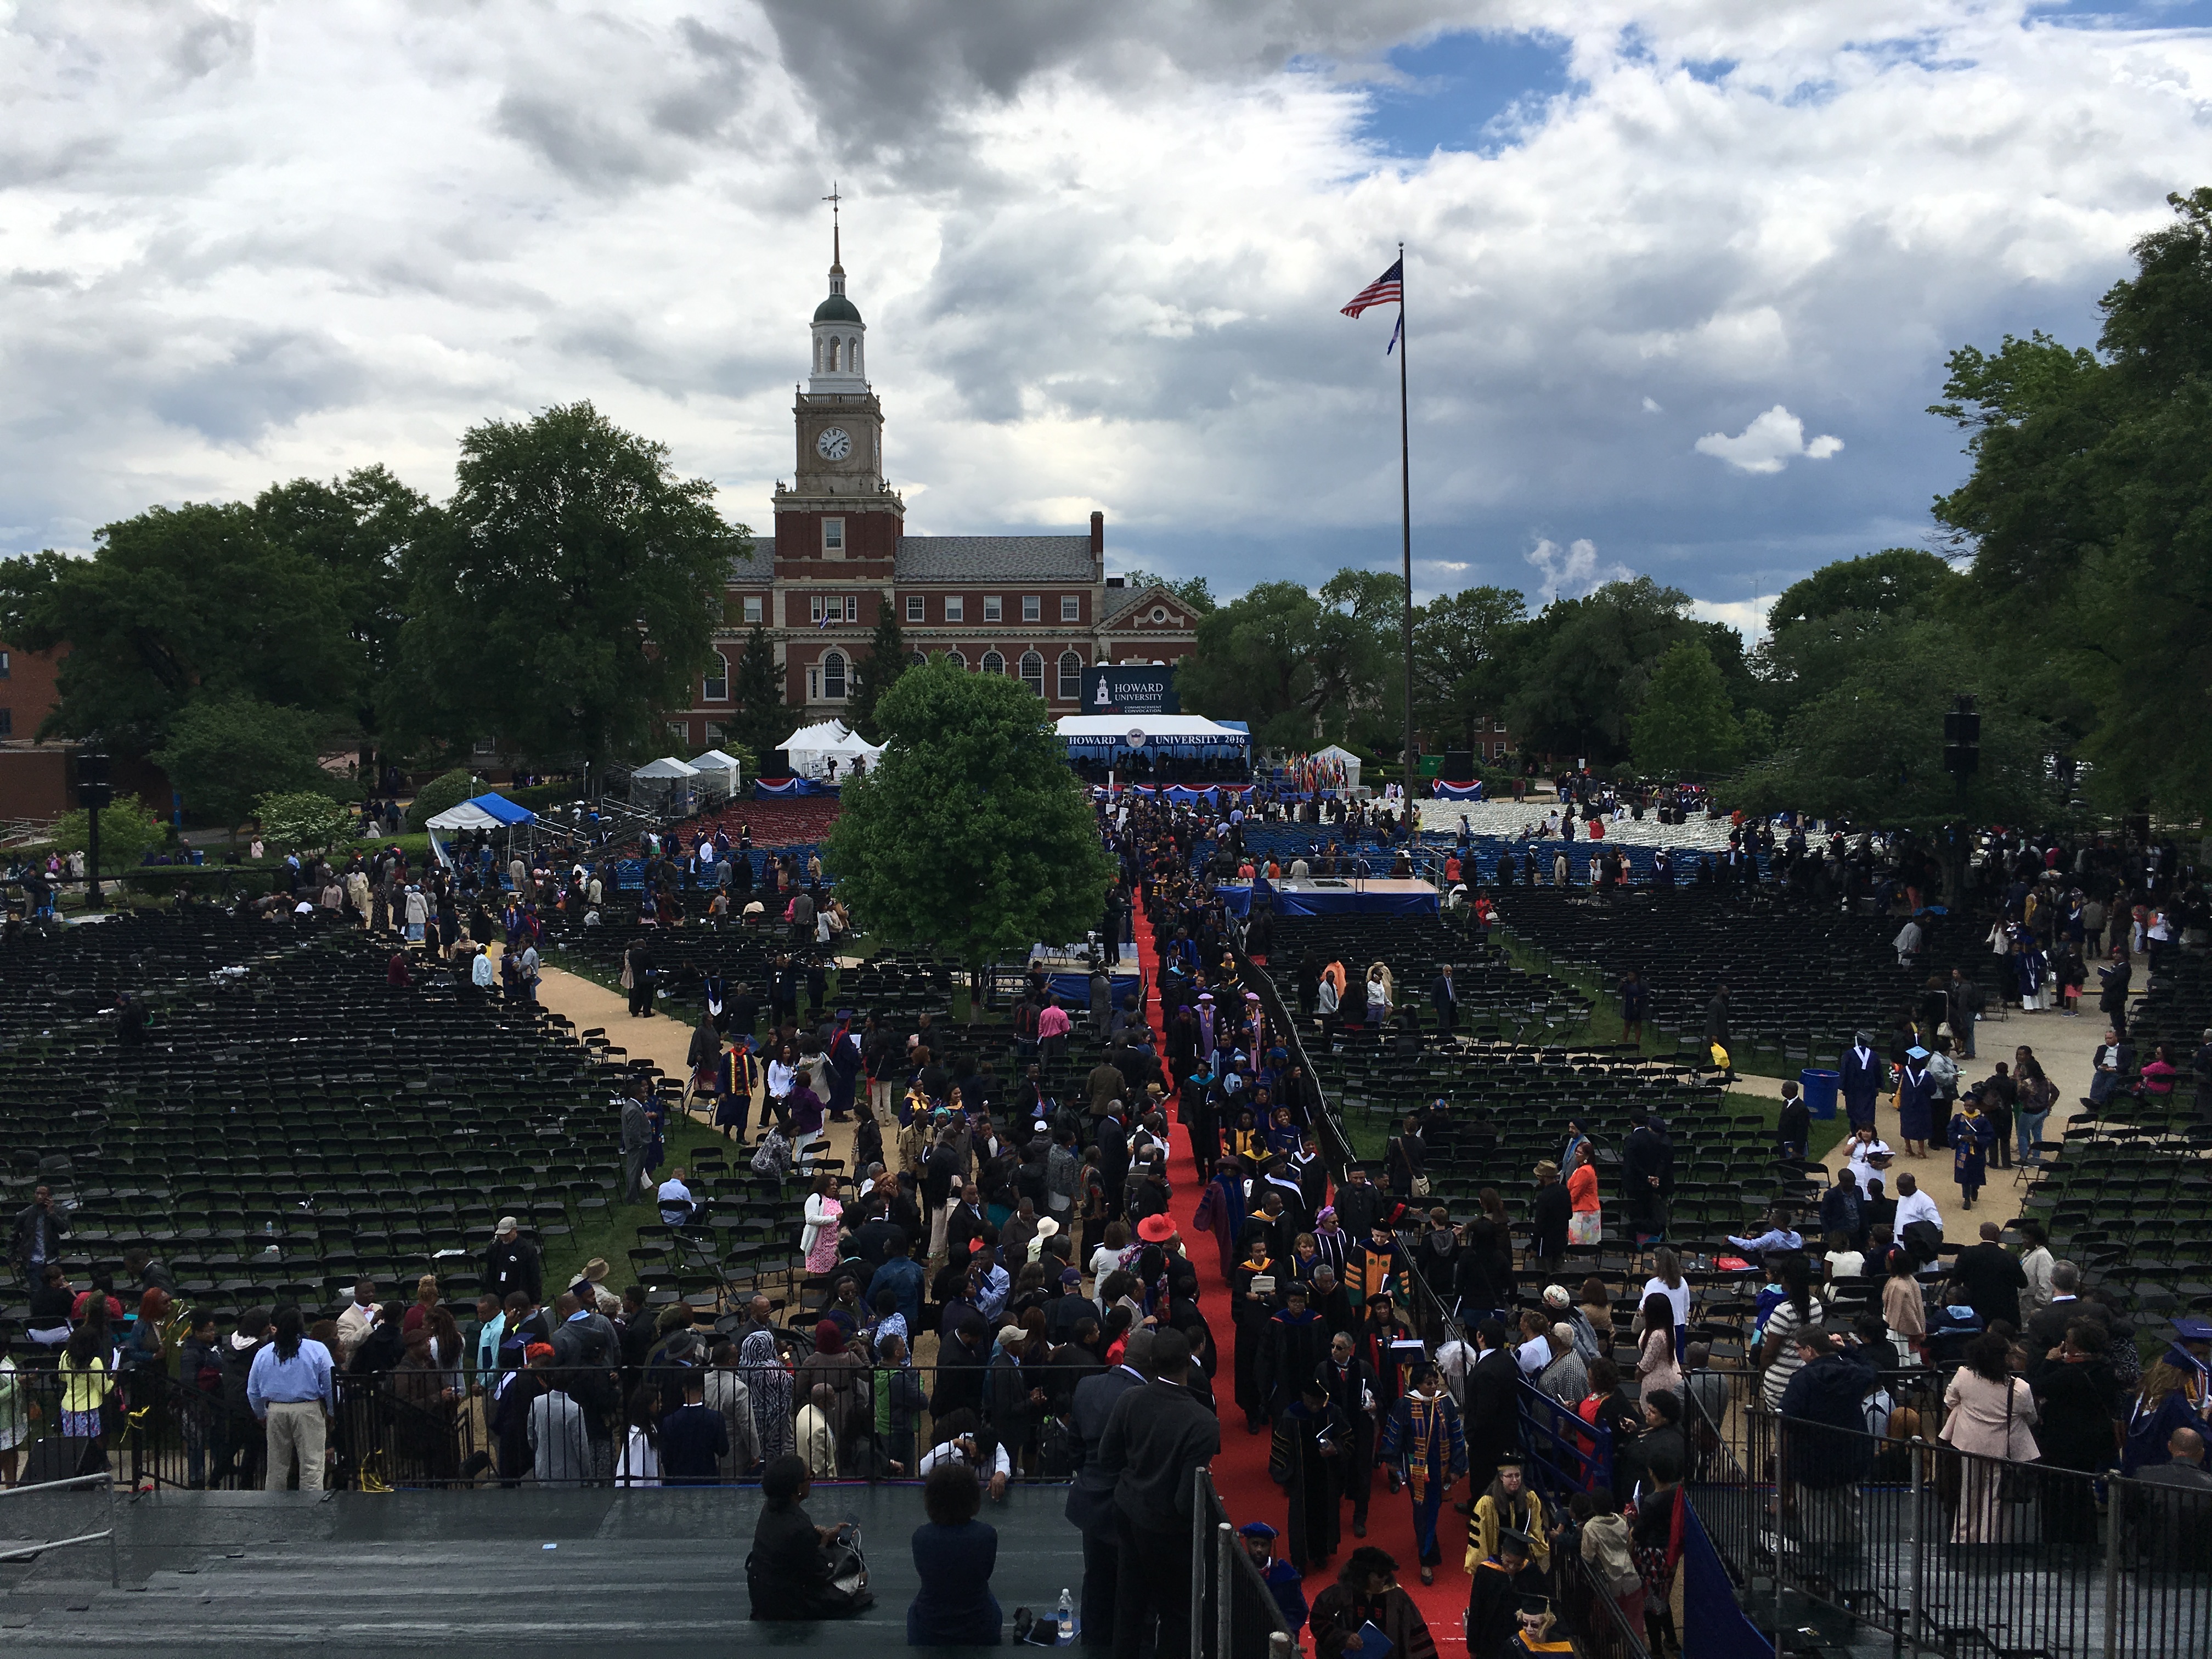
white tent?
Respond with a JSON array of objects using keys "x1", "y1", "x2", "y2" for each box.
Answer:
[
  {"x1": 688, "y1": 748, "x2": 743, "y2": 802},
  {"x1": 1314, "y1": 743, "x2": 1363, "y2": 792},
  {"x1": 780, "y1": 719, "x2": 885, "y2": 781},
  {"x1": 628, "y1": 755, "x2": 701, "y2": 815}
]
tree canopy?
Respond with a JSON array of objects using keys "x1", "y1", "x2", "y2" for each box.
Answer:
[
  {"x1": 388, "y1": 402, "x2": 749, "y2": 772},
  {"x1": 1630, "y1": 640, "x2": 1745, "y2": 780},
  {"x1": 826, "y1": 660, "x2": 1114, "y2": 972},
  {"x1": 718, "y1": 625, "x2": 795, "y2": 765},
  {"x1": 151, "y1": 696, "x2": 327, "y2": 834}
]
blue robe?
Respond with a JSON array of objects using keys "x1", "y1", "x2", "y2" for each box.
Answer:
[
  {"x1": 1897, "y1": 1064, "x2": 1937, "y2": 1142},
  {"x1": 1379, "y1": 1391, "x2": 1468, "y2": 1565}
]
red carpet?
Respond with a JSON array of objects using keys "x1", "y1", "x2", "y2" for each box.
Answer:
[{"x1": 1129, "y1": 905, "x2": 1469, "y2": 1650}]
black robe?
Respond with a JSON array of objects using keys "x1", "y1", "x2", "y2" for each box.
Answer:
[{"x1": 1269, "y1": 1396, "x2": 1348, "y2": 1570}]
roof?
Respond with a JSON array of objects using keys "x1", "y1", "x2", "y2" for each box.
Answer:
[
  {"x1": 688, "y1": 749, "x2": 743, "y2": 771},
  {"x1": 426, "y1": 793, "x2": 535, "y2": 831},
  {"x1": 631, "y1": 757, "x2": 700, "y2": 779},
  {"x1": 1100, "y1": 582, "x2": 1188, "y2": 625},
  {"x1": 813, "y1": 292, "x2": 863, "y2": 324},
  {"x1": 895, "y1": 535, "x2": 1095, "y2": 582}
]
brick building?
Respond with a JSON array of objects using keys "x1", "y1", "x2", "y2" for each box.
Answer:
[{"x1": 670, "y1": 224, "x2": 1199, "y2": 751}]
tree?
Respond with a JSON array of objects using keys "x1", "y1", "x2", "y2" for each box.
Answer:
[
  {"x1": 826, "y1": 659, "x2": 1115, "y2": 980},
  {"x1": 1728, "y1": 619, "x2": 2061, "y2": 829},
  {"x1": 1412, "y1": 585, "x2": 1527, "y2": 750},
  {"x1": 718, "y1": 626, "x2": 795, "y2": 766},
  {"x1": 0, "y1": 504, "x2": 360, "y2": 756},
  {"x1": 1176, "y1": 573, "x2": 1395, "y2": 750},
  {"x1": 844, "y1": 603, "x2": 910, "y2": 741},
  {"x1": 254, "y1": 790, "x2": 358, "y2": 853},
  {"x1": 1930, "y1": 188, "x2": 2212, "y2": 815},
  {"x1": 1630, "y1": 640, "x2": 1744, "y2": 779},
  {"x1": 388, "y1": 402, "x2": 749, "y2": 772},
  {"x1": 49, "y1": 797, "x2": 167, "y2": 871},
  {"x1": 253, "y1": 465, "x2": 433, "y2": 771},
  {"x1": 1114, "y1": 569, "x2": 1216, "y2": 612},
  {"x1": 403, "y1": 768, "x2": 479, "y2": 833},
  {"x1": 151, "y1": 696, "x2": 325, "y2": 833},
  {"x1": 1753, "y1": 550, "x2": 1968, "y2": 725},
  {"x1": 1500, "y1": 577, "x2": 1744, "y2": 763}
]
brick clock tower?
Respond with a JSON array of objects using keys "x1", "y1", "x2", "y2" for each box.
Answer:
[
  {"x1": 668, "y1": 201, "x2": 1203, "y2": 750},
  {"x1": 770, "y1": 196, "x2": 902, "y2": 665}
]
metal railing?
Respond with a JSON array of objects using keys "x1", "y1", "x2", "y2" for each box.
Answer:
[
  {"x1": 1686, "y1": 1385, "x2": 2212, "y2": 1657},
  {"x1": 1192, "y1": 1466, "x2": 1296, "y2": 1659},
  {"x1": 0, "y1": 1473, "x2": 121, "y2": 1587}
]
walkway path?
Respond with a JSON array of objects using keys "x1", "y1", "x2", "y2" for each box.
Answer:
[{"x1": 1131, "y1": 907, "x2": 1471, "y2": 1651}]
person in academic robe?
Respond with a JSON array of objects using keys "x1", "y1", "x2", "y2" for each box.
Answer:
[
  {"x1": 1309, "y1": 1545, "x2": 1440, "y2": 1659},
  {"x1": 1897, "y1": 1045, "x2": 1937, "y2": 1158},
  {"x1": 1268, "y1": 1378, "x2": 1348, "y2": 1571},
  {"x1": 1379, "y1": 1362, "x2": 1469, "y2": 1584},
  {"x1": 1840, "y1": 1031, "x2": 1886, "y2": 1131},
  {"x1": 1466, "y1": 1457, "x2": 1550, "y2": 1576},
  {"x1": 1232, "y1": 1226, "x2": 1281, "y2": 1434},
  {"x1": 1259, "y1": 1284, "x2": 1333, "y2": 1423},
  {"x1": 1464, "y1": 1531, "x2": 1547, "y2": 1659}
]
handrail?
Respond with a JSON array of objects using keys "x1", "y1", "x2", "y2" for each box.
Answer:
[{"x1": 0, "y1": 1471, "x2": 121, "y2": 1588}]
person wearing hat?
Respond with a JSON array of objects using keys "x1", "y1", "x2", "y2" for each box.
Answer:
[
  {"x1": 2120, "y1": 1317, "x2": 2212, "y2": 1476},
  {"x1": 1238, "y1": 1521, "x2": 1309, "y2": 1635},
  {"x1": 1840, "y1": 1029, "x2": 1886, "y2": 1131},
  {"x1": 1466, "y1": 1454, "x2": 1549, "y2": 1577},
  {"x1": 484, "y1": 1217, "x2": 541, "y2": 1308},
  {"x1": 1259, "y1": 1279, "x2": 1331, "y2": 1425},
  {"x1": 1464, "y1": 1527, "x2": 1545, "y2": 1659},
  {"x1": 569, "y1": 1258, "x2": 621, "y2": 1318},
  {"x1": 1527, "y1": 1162, "x2": 1568, "y2": 1277},
  {"x1": 1510, "y1": 1592, "x2": 1572, "y2": 1656},
  {"x1": 1311, "y1": 1544, "x2": 1440, "y2": 1659},
  {"x1": 1896, "y1": 1045, "x2": 1937, "y2": 1158},
  {"x1": 1268, "y1": 1372, "x2": 1348, "y2": 1572}
]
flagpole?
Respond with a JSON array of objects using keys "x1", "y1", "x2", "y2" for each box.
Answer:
[{"x1": 1396, "y1": 240, "x2": 1415, "y2": 810}]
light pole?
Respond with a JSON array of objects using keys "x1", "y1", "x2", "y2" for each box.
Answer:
[{"x1": 76, "y1": 748, "x2": 111, "y2": 912}]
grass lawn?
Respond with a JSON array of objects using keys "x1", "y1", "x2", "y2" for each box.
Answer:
[{"x1": 539, "y1": 1110, "x2": 741, "y2": 1295}]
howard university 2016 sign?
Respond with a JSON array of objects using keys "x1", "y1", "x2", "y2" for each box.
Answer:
[{"x1": 1082, "y1": 666, "x2": 1180, "y2": 716}]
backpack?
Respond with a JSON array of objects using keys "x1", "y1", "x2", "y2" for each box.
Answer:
[{"x1": 1037, "y1": 1415, "x2": 1081, "y2": 1479}]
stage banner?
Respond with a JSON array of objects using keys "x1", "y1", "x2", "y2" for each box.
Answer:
[
  {"x1": 1081, "y1": 665, "x2": 1181, "y2": 715},
  {"x1": 1430, "y1": 780, "x2": 1485, "y2": 799}
]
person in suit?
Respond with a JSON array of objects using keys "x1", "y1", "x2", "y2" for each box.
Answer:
[
  {"x1": 1455, "y1": 1319, "x2": 1522, "y2": 1509},
  {"x1": 1097, "y1": 1331, "x2": 1222, "y2": 1659},
  {"x1": 1430, "y1": 966, "x2": 1459, "y2": 1035},
  {"x1": 1065, "y1": 1330, "x2": 1153, "y2": 1647}
]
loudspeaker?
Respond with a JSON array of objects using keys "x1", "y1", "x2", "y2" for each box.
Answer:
[
  {"x1": 770, "y1": 750, "x2": 792, "y2": 776},
  {"x1": 1442, "y1": 749, "x2": 1474, "y2": 780}
]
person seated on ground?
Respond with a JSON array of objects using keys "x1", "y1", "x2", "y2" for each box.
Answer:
[
  {"x1": 745, "y1": 1453, "x2": 873, "y2": 1621},
  {"x1": 906, "y1": 1459, "x2": 1003, "y2": 1647}
]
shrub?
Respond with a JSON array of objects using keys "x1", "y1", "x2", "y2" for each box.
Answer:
[
  {"x1": 403, "y1": 769, "x2": 478, "y2": 832},
  {"x1": 255, "y1": 791, "x2": 359, "y2": 853},
  {"x1": 47, "y1": 798, "x2": 170, "y2": 870}
]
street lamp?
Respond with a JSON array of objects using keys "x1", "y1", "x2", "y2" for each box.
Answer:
[{"x1": 75, "y1": 748, "x2": 112, "y2": 913}]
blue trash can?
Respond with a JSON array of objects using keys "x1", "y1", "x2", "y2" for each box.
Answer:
[{"x1": 1801, "y1": 1068, "x2": 1839, "y2": 1120}]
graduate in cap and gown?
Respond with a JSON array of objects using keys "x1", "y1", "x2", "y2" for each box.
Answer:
[{"x1": 1378, "y1": 1361, "x2": 1468, "y2": 1584}]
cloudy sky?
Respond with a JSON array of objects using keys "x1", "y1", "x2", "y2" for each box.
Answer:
[{"x1": 6, "y1": 1, "x2": 2211, "y2": 636}]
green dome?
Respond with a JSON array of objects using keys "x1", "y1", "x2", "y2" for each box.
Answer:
[{"x1": 813, "y1": 292, "x2": 863, "y2": 324}]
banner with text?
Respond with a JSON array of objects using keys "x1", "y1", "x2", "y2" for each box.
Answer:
[{"x1": 1081, "y1": 665, "x2": 1181, "y2": 716}]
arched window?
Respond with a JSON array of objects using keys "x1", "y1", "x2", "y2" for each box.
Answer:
[
  {"x1": 909, "y1": 650, "x2": 928, "y2": 667},
  {"x1": 851, "y1": 336, "x2": 863, "y2": 376},
  {"x1": 1019, "y1": 651, "x2": 1045, "y2": 695},
  {"x1": 1057, "y1": 650, "x2": 1082, "y2": 701},
  {"x1": 980, "y1": 650, "x2": 1005, "y2": 676},
  {"x1": 703, "y1": 652, "x2": 729, "y2": 702},
  {"x1": 942, "y1": 650, "x2": 967, "y2": 670},
  {"x1": 822, "y1": 650, "x2": 847, "y2": 699}
]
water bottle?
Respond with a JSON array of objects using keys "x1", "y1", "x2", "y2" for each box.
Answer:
[{"x1": 1057, "y1": 1588, "x2": 1074, "y2": 1643}]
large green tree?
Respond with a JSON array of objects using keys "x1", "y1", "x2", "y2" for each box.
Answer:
[
  {"x1": 1729, "y1": 618, "x2": 2060, "y2": 828},
  {"x1": 826, "y1": 659, "x2": 1114, "y2": 977},
  {"x1": 1630, "y1": 640, "x2": 1745, "y2": 780},
  {"x1": 0, "y1": 504, "x2": 359, "y2": 755},
  {"x1": 1753, "y1": 549, "x2": 1968, "y2": 726},
  {"x1": 1176, "y1": 572, "x2": 1396, "y2": 750},
  {"x1": 151, "y1": 695, "x2": 326, "y2": 833},
  {"x1": 1412, "y1": 584, "x2": 1527, "y2": 751},
  {"x1": 253, "y1": 464, "x2": 433, "y2": 769},
  {"x1": 1931, "y1": 187, "x2": 2212, "y2": 815},
  {"x1": 1114, "y1": 569, "x2": 1217, "y2": 612},
  {"x1": 1499, "y1": 577, "x2": 1746, "y2": 763},
  {"x1": 389, "y1": 402, "x2": 749, "y2": 772},
  {"x1": 718, "y1": 625, "x2": 795, "y2": 766}
]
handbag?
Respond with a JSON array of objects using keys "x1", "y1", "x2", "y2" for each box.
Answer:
[{"x1": 1410, "y1": 1174, "x2": 1432, "y2": 1199}]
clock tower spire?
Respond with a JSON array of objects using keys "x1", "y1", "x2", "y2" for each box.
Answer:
[{"x1": 774, "y1": 191, "x2": 901, "y2": 583}]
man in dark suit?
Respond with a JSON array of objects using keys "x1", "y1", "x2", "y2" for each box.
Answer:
[
  {"x1": 1430, "y1": 966, "x2": 1459, "y2": 1034},
  {"x1": 1948, "y1": 1221, "x2": 2030, "y2": 1330},
  {"x1": 1458, "y1": 1317, "x2": 1523, "y2": 1504},
  {"x1": 1098, "y1": 1330, "x2": 1222, "y2": 1659},
  {"x1": 1065, "y1": 1330, "x2": 1155, "y2": 1647}
]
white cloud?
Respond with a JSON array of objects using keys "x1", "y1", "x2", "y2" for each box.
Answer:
[
  {"x1": 0, "y1": 1, "x2": 2203, "y2": 605},
  {"x1": 1525, "y1": 535, "x2": 1632, "y2": 603},
  {"x1": 1688, "y1": 595, "x2": 1770, "y2": 642},
  {"x1": 1694, "y1": 405, "x2": 1846, "y2": 475}
]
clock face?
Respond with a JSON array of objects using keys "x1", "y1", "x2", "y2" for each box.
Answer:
[{"x1": 815, "y1": 427, "x2": 852, "y2": 461}]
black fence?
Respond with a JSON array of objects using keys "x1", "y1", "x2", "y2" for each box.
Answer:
[
  {"x1": 1194, "y1": 1468, "x2": 1297, "y2": 1659},
  {"x1": 1689, "y1": 1392, "x2": 2212, "y2": 1657}
]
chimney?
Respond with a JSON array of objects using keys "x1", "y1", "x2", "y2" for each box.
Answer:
[{"x1": 1090, "y1": 510, "x2": 1104, "y2": 562}]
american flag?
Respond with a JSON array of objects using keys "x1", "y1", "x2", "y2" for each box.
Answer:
[{"x1": 1340, "y1": 258, "x2": 1403, "y2": 318}]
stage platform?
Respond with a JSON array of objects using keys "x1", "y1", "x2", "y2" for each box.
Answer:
[
  {"x1": 0, "y1": 1485, "x2": 1083, "y2": 1656},
  {"x1": 1218, "y1": 876, "x2": 1440, "y2": 918}
]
